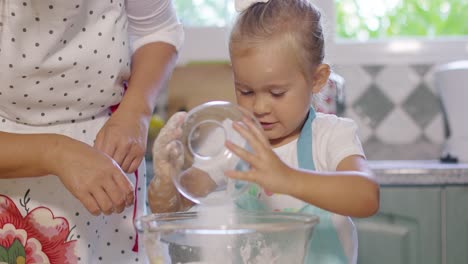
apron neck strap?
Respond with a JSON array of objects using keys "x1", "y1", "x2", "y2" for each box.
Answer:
[{"x1": 297, "y1": 107, "x2": 316, "y2": 171}]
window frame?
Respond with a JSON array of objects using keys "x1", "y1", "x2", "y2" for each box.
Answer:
[{"x1": 177, "y1": 0, "x2": 468, "y2": 65}]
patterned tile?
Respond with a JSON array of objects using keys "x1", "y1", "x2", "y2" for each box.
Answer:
[
  {"x1": 402, "y1": 83, "x2": 441, "y2": 128},
  {"x1": 422, "y1": 65, "x2": 439, "y2": 94},
  {"x1": 333, "y1": 65, "x2": 372, "y2": 105},
  {"x1": 411, "y1": 64, "x2": 432, "y2": 77},
  {"x1": 375, "y1": 107, "x2": 421, "y2": 144},
  {"x1": 424, "y1": 113, "x2": 445, "y2": 144},
  {"x1": 352, "y1": 84, "x2": 395, "y2": 129},
  {"x1": 345, "y1": 108, "x2": 373, "y2": 143},
  {"x1": 376, "y1": 65, "x2": 420, "y2": 104},
  {"x1": 361, "y1": 65, "x2": 385, "y2": 79},
  {"x1": 339, "y1": 63, "x2": 444, "y2": 159}
]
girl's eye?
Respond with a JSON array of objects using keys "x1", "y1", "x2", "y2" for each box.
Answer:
[
  {"x1": 239, "y1": 90, "x2": 253, "y2": 96},
  {"x1": 271, "y1": 92, "x2": 285, "y2": 97}
]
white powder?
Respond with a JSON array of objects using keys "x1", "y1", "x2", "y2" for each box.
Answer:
[
  {"x1": 195, "y1": 203, "x2": 239, "y2": 264},
  {"x1": 189, "y1": 203, "x2": 288, "y2": 264}
]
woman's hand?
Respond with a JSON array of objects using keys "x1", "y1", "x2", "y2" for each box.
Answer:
[
  {"x1": 94, "y1": 110, "x2": 149, "y2": 173},
  {"x1": 50, "y1": 135, "x2": 135, "y2": 216},
  {"x1": 148, "y1": 112, "x2": 194, "y2": 213},
  {"x1": 224, "y1": 117, "x2": 293, "y2": 195}
]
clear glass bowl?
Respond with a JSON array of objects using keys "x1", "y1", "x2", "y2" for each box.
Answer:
[
  {"x1": 169, "y1": 101, "x2": 259, "y2": 205},
  {"x1": 135, "y1": 211, "x2": 319, "y2": 264}
]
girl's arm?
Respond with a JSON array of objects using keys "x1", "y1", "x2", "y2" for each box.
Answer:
[
  {"x1": 285, "y1": 155, "x2": 379, "y2": 218},
  {"x1": 225, "y1": 118, "x2": 380, "y2": 218}
]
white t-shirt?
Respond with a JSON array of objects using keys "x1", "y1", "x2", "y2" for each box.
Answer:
[
  {"x1": 262, "y1": 113, "x2": 364, "y2": 264},
  {"x1": 0, "y1": 1, "x2": 183, "y2": 263}
]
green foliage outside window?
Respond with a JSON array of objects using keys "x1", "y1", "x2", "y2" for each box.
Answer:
[
  {"x1": 174, "y1": 0, "x2": 468, "y2": 39},
  {"x1": 336, "y1": 0, "x2": 468, "y2": 40}
]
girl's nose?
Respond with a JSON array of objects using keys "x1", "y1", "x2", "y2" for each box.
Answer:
[{"x1": 253, "y1": 97, "x2": 270, "y2": 115}]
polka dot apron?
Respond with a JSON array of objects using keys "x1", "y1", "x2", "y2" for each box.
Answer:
[{"x1": 0, "y1": 1, "x2": 146, "y2": 263}]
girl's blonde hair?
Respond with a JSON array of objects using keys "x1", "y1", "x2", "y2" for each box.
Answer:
[{"x1": 229, "y1": 0, "x2": 325, "y2": 77}]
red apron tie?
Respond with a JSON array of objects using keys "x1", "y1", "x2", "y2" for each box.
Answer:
[
  {"x1": 132, "y1": 169, "x2": 139, "y2": 252},
  {"x1": 110, "y1": 99, "x2": 140, "y2": 252}
]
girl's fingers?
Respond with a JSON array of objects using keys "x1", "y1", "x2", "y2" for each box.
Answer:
[
  {"x1": 242, "y1": 117, "x2": 270, "y2": 146},
  {"x1": 225, "y1": 140, "x2": 257, "y2": 165},
  {"x1": 225, "y1": 170, "x2": 254, "y2": 183},
  {"x1": 232, "y1": 121, "x2": 264, "y2": 152}
]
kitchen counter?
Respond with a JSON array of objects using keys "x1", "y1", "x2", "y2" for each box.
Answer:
[{"x1": 369, "y1": 160, "x2": 468, "y2": 186}]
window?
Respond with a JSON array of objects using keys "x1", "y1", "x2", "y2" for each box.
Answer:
[
  {"x1": 175, "y1": 0, "x2": 468, "y2": 64},
  {"x1": 174, "y1": 1, "x2": 234, "y2": 26},
  {"x1": 336, "y1": 0, "x2": 468, "y2": 40}
]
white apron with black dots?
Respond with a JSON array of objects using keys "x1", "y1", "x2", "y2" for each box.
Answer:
[{"x1": 0, "y1": 1, "x2": 146, "y2": 263}]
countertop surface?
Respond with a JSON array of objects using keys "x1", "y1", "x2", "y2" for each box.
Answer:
[{"x1": 368, "y1": 160, "x2": 468, "y2": 186}]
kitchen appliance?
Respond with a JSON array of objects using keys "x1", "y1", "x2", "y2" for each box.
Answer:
[
  {"x1": 434, "y1": 60, "x2": 468, "y2": 163},
  {"x1": 135, "y1": 211, "x2": 319, "y2": 264}
]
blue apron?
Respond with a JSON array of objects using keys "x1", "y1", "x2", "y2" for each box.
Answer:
[{"x1": 236, "y1": 107, "x2": 348, "y2": 264}]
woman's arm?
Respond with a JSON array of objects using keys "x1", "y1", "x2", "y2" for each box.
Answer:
[
  {"x1": 120, "y1": 0, "x2": 182, "y2": 120},
  {"x1": 0, "y1": 131, "x2": 134, "y2": 215},
  {"x1": 0, "y1": 131, "x2": 60, "y2": 178},
  {"x1": 94, "y1": 42, "x2": 179, "y2": 173},
  {"x1": 94, "y1": 0, "x2": 183, "y2": 173}
]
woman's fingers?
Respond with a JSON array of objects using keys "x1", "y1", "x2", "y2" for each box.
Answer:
[
  {"x1": 77, "y1": 192, "x2": 101, "y2": 216},
  {"x1": 113, "y1": 144, "x2": 129, "y2": 169},
  {"x1": 95, "y1": 133, "x2": 117, "y2": 158},
  {"x1": 112, "y1": 170, "x2": 135, "y2": 207},
  {"x1": 91, "y1": 187, "x2": 115, "y2": 215},
  {"x1": 120, "y1": 144, "x2": 144, "y2": 173},
  {"x1": 127, "y1": 157, "x2": 142, "y2": 174}
]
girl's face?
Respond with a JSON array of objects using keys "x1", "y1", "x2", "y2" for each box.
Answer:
[{"x1": 231, "y1": 40, "x2": 328, "y2": 148}]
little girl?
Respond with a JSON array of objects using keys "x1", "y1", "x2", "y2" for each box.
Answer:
[{"x1": 148, "y1": 0, "x2": 379, "y2": 263}]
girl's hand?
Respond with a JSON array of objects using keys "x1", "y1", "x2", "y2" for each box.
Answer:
[
  {"x1": 94, "y1": 110, "x2": 149, "y2": 173},
  {"x1": 50, "y1": 136, "x2": 135, "y2": 216},
  {"x1": 225, "y1": 117, "x2": 293, "y2": 195}
]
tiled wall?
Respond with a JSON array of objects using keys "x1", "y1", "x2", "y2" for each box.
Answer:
[{"x1": 333, "y1": 64, "x2": 445, "y2": 160}]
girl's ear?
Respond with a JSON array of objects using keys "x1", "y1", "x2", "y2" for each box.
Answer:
[{"x1": 311, "y1": 64, "x2": 331, "y2": 94}]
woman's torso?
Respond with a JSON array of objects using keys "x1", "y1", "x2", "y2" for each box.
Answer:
[
  {"x1": 0, "y1": 0, "x2": 131, "y2": 125},
  {"x1": 0, "y1": 1, "x2": 146, "y2": 263}
]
